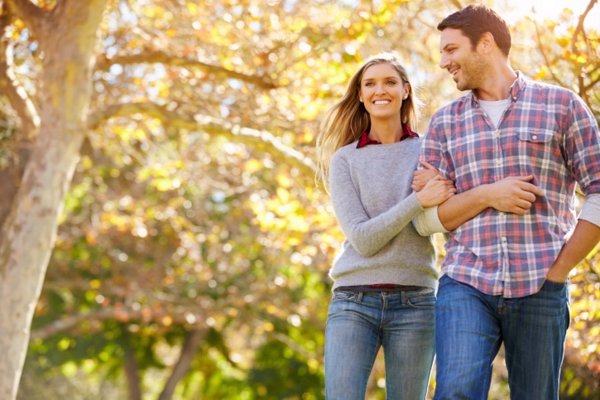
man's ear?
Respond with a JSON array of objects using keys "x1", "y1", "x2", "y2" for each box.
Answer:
[{"x1": 478, "y1": 32, "x2": 495, "y2": 54}]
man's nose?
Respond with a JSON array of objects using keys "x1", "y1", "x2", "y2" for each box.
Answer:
[{"x1": 439, "y1": 54, "x2": 449, "y2": 69}]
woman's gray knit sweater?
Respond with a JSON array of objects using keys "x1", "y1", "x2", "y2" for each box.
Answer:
[{"x1": 328, "y1": 136, "x2": 438, "y2": 290}]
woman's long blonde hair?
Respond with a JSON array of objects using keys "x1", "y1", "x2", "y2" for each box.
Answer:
[{"x1": 315, "y1": 52, "x2": 419, "y2": 189}]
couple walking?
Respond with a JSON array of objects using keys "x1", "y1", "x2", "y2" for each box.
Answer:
[{"x1": 316, "y1": 5, "x2": 600, "y2": 400}]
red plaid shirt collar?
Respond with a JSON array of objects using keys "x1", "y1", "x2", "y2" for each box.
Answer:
[{"x1": 356, "y1": 124, "x2": 418, "y2": 148}]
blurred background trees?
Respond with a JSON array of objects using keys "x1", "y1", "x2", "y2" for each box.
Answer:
[{"x1": 0, "y1": 0, "x2": 597, "y2": 399}]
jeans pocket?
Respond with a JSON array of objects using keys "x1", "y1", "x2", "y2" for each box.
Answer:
[
  {"x1": 438, "y1": 274, "x2": 455, "y2": 289},
  {"x1": 542, "y1": 279, "x2": 567, "y2": 292},
  {"x1": 530, "y1": 280, "x2": 569, "y2": 320},
  {"x1": 331, "y1": 290, "x2": 357, "y2": 302},
  {"x1": 407, "y1": 289, "x2": 436, "y2": 308}
]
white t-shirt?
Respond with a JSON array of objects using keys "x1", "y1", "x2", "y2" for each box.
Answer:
[{"x1": 478, "y1": 98, "x2": 511, "y2": 128}]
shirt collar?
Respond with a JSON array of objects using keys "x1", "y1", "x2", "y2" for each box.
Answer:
[
  {"x1": 469, "y1": 71, "x2": 527, "y2": 106},
  {"x1": 356, "y1": 124, "x2": 418, "y2": 148}
]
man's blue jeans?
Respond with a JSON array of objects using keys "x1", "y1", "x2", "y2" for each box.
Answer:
[
  {"x1": 434, "y1": 275, "x2": 570, "y2": 400},
  {"x1": 325, "y1": 288, "x2": 435, "y2": 400}
]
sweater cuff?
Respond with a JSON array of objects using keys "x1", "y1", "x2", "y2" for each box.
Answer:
[
  {"x1": 412, "y1": 206, "x2": 448, "y2": 236},
  {"x1": 579, "y1": 194, "x2": 600, "y2": 227}
]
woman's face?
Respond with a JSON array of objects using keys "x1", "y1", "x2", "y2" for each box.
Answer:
[{"x1": 359, "y1": 62, "x2": 408, "y2": 121}]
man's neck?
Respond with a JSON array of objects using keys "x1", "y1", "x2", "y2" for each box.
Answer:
[{"x1": 474, "y1": 64, "x2": 517, "y2": 101}]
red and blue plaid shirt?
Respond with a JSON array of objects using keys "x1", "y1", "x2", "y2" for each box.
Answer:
[{"x1": 421, "y1": 73, "x2": 600, "y2": 297}]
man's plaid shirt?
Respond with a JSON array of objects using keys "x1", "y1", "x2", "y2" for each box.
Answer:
[{"x1": 421, "y1": 73, "x2": 600, "y2": 298}]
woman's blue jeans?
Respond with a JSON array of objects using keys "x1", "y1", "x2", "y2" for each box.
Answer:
[
  {"x1": 324, "y1": 288, "x2": 435, "y2": 400},
  {"x1": 434, "y1": 275, "x2": 570, "y2": 400}
]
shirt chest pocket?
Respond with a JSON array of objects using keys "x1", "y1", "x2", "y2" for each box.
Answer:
[
  {"x1": 517, "y1": 129, "x2": 556, "y2": 160},
  {"x1": 518, "y1": 129, "x2": 554, "y2": 143}
]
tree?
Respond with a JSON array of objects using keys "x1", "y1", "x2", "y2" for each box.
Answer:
[
  {"x1": 0, "y1": 1, "x2": 109, "y2": 398},
  {"x1": 3, "y1": 0, "x2": 600, "y2": 399},
  {"x1": 9, "y1": 0, "x2": 401, "y2": 398}
]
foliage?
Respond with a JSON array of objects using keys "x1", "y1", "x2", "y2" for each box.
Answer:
[{"x1": 3, "y1": 0, "x2": 598, "y2": 399}]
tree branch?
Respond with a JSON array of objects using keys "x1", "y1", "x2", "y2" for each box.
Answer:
[
  {"x1": 571, "y1": 0, "x2": 598, "y2": 55},
  {"x1": 0, "y1": 14, "x2": 39, "y2": 134},
  {"x1": 95, "y1": 50, "x2": 278, "y2": 89},
  {"x1": 30, "y1": 306, "x2": 207, "y2": 341},
  {"x1": 196, "y1": 113, "x2": 317, "y2": 173},
  {"x1": 449, "y1": 0, "x2": 462, "y2": 10},
  {"x1": 4, "y1": 0, "x2": 47, "y2": 40},
  {"x1": 532, "y1": 17, "x2": 567, "y2": 88},
  {"x1": 87, "y1": 102, "x2": 317, "y2": 173},
  {"x1": 30, "y1": 308, "x2": 114, "y2": 340},
  {"x1": 121, "y1": 324, "x2": 142, "y2": 400},
  {"x1": 0, "y1": 9, "x2": 37, "y2": 241},
  {"x1": 158, "y1": 329, "x2": 205, "y2": 400},
  {"x1": 578, "y1": 74, "x2": 589, "y2": 105},
  {"x1": 584, "y1": 69, "x2": 600, "y2": 92}
]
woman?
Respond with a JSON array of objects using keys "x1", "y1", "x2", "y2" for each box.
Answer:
[{"x1": 316, "y1": 52, "x2": 455, "y2": 399}]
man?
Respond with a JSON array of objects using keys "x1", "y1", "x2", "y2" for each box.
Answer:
[{"x1": 415, "y1": 4, "x2": 600, "y2": 399}]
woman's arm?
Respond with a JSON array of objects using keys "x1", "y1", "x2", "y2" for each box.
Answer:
[{"x1": 330, "y1": 155, "x2": 453, "y2": 256}]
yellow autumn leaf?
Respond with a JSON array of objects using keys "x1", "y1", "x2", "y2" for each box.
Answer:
[
  {"x1": 298, "y1": 101, "x2": 320, "y2": 120},
  {"x1": 276, "y1": 187, "x2": 290, "y2": 203},
  {"x1": 113, "y1": 125, "x2": 132, "y2": 141},
  {"x1": 557, "y1": 37, "x2": 570, "y2": 48},
  {"x1": 143, "y1": 5, "x2": 165, "y2": 19},
  {"x1": 244, "y1": 159, "x2": 262, "y2": 173},
  {"x1": 154, "y1": 80, "x2": 170, "y2": 98},
  {"x1": 276, "y1": 173, "x2": 293, "y2": 188},
  {"x1": 61, "y1": 362, "x2": 78, "y2": 378},
  {"x1": 186, "y1": 2, "x2": 199, "y2": 15},
  {"x1": 89, "y1": 279, "x2": 101, "y2": 289},
  {"x1": 132, "y1": 128, "x2": 147, "y2": 141}
]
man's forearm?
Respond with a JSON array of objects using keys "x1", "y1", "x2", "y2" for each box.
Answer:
[
  {"x1": 546, "y1": 220, "x2": 600, "y2": 282},
  {"x1": 413, "y1": 175, "x2": 543, "y2": 234},
  {"x1": 438, "y1": 185, "x2": 490, "y2": 230},
  {"x1": 439, "y1": 175, "x2": 545, "y2": 230}
]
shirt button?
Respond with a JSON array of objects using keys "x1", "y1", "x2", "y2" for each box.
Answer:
[
  {"x1": 532, "y1": 134, "x2": 538, "y2": 140},
  {"x1": 495, "y1": 130, "x2": 500, "y2": 137},
  {"x1": 496, "y1": 159, "x2": 502, "y2": 166}
]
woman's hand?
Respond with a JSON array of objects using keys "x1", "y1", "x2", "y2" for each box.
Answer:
[
  {"x1": 412, "y1": 161, "x2": 443, "y2": 191},
  {"x1": 415, "y1": 175, "x2": 456, "y2": 208}
]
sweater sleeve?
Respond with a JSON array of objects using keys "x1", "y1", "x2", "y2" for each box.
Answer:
[
  {"x1": 412, "y1": 206, "x2": 449, "y2": 236},
  {"x1": 329, "y1": 153, "x2": 424, "y2": 257}
]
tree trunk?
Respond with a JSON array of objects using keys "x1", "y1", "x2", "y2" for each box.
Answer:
[
  {"x1": 0, "y1": 1, "x2": 108, "y2": 398},
  {"x1": 158, "y1": 330, "x2": 206, "y2": 400},
  {"x1": 122, "y1": 326, "x2": 143, "y2": 400}
]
